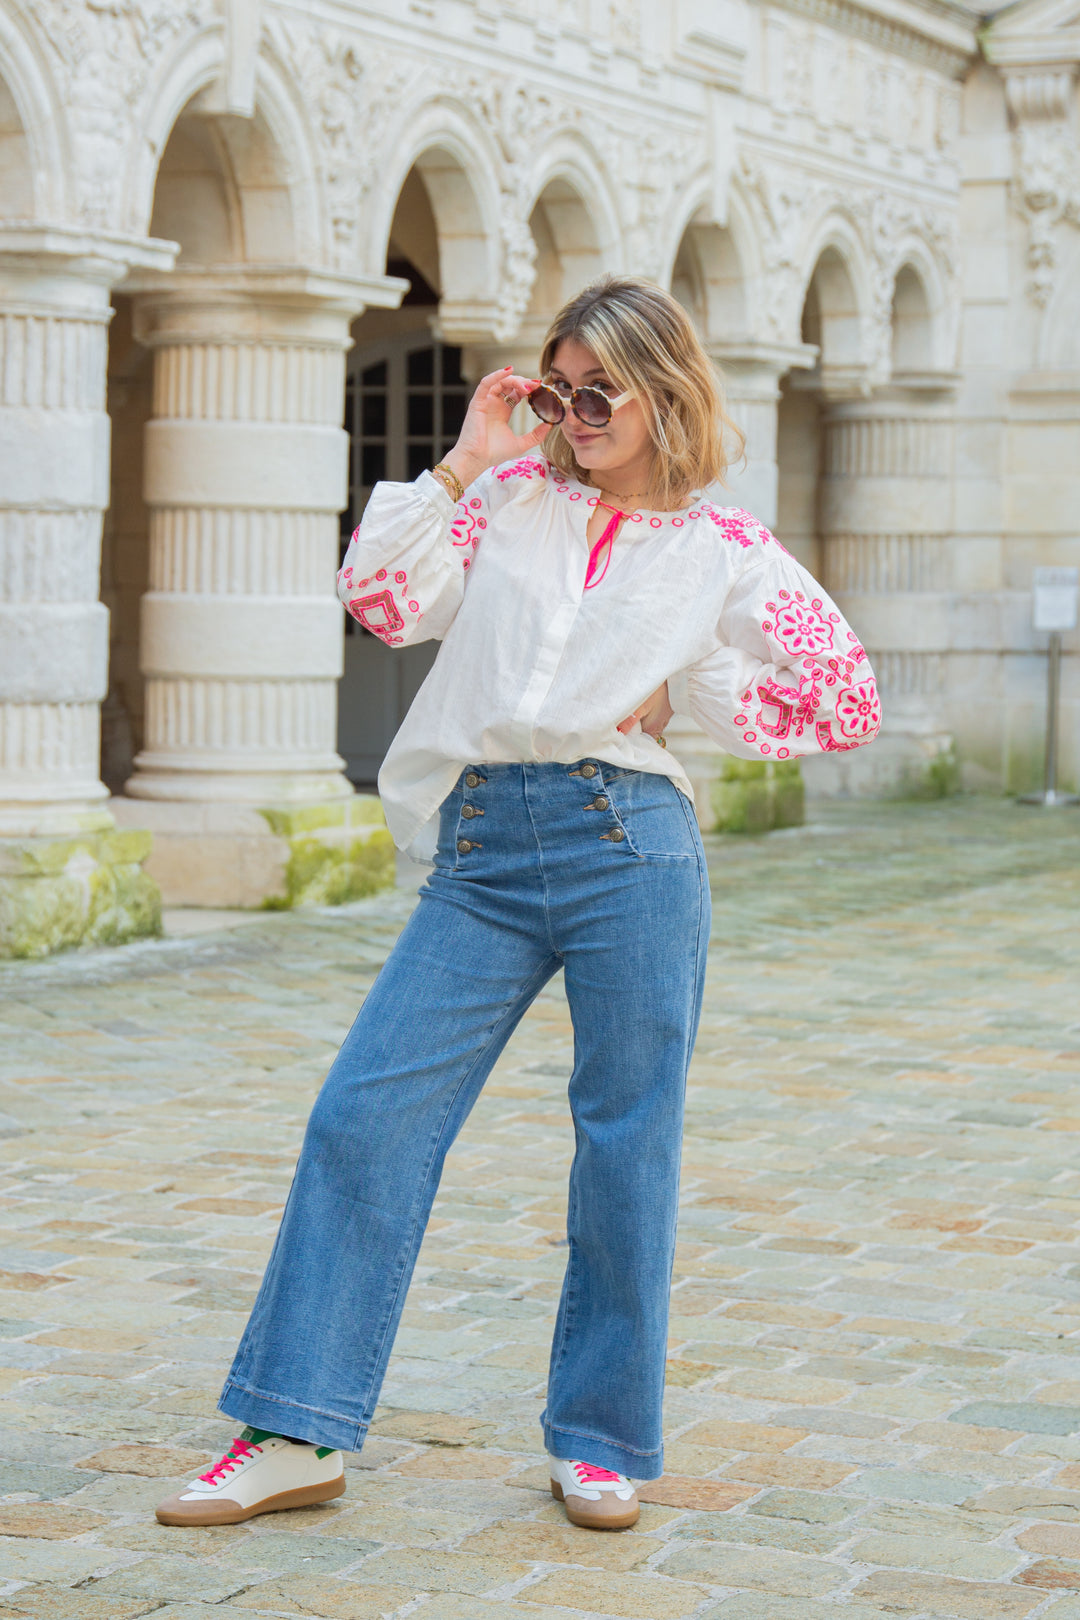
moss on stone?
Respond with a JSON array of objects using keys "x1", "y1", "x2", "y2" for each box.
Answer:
[
  {"x1": 711, "y1": 757, "x2": 806, "y2": 835},
  {"x1": 259, "y1": 796, "x2": 385, "y2": 838},
  {"x1": 280, "y1": 826, "x2": 396, "y2": 908},
  {"x1": 892, "y1": 743, "x2": 962, "y2": 800},
  {"x1": 0, "y1": 833, "x2": 162, "y2": 960},
  {"x1": 255, "y1": 795, "x2": 396, "y2": 909}
]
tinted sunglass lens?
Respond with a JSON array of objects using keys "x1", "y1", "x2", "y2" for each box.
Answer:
[
  {"x1": 574, "y1": 388, "x2": 612, "y2": 427},
  {"x1": 528, "y1": 386, "x2": 564, "y2": 424}
]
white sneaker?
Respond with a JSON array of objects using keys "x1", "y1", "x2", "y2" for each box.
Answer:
[
  {"x1": 156, "y1": 1428, "x2": 345, "y2": 1525},
  {"x1": 549, "y1": 1455, "x2": 640, "y2": 1530}
]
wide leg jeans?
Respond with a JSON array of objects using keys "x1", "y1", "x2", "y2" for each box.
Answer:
[{"x1": 220, "y1": 760, "x2": 710, "y2": 1479}]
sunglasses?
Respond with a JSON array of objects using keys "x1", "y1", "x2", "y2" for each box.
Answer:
[{"x1": 528, "y1": 379, "x2": 633, "y2": 428}]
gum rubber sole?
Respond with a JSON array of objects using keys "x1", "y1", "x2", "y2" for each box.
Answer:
[
  {"x1": 156, "y1": 1473, "x2": 346, "y2": 1526},
  {"x1": 550, "y1": 1477, "x2": 640, "y2": 1531}
]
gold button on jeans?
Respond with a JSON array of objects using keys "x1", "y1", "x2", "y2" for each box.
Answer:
[{"x1": 457, "y1": 839, "x2": 473, "y2": 853}]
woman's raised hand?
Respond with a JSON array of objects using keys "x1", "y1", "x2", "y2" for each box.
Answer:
[{"x1": 441, "y1": 367, "x2": 549, "y2": 492}]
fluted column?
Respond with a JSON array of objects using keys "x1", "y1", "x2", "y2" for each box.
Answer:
[
  {"x1": 0, "y1": 232, "x2": 170, "y2": 836},
  {"x1": 125, "y1": 270, "x2": 368, "y2": 804},
  {"x1": 709, "y1": 346, "x2": 813, "y2": 529},
  {"x1": 819, "y1": 390, "x2": 957, "y2": 790}
]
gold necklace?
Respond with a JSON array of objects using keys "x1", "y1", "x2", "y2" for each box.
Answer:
[{"x1": 597, "y1": 486, "x2": 650, "y2": 508}]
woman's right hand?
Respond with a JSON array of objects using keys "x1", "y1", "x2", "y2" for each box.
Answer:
[{"x1": 441, "y1": 367, "x2": 550, "y2": 492}]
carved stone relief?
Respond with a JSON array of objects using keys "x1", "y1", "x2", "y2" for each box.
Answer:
[
  {"x1": 738, "y1": 151, "x2": 956, "y2": 374},
  {"x1": 1005, "y1": 69, "x2": 1080, "y2": 308},
  {"x1": 42, "y1": 0, "x2": 215, "y2": 229}
]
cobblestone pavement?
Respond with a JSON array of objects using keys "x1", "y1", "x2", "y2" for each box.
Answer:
[{"x1": 1, "y1": 798, "x2": 1080, "y2": 1620}]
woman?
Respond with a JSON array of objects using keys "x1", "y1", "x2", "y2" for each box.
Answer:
[{"x1": 156, "y1": 276, "x2": 880, "y2": 1533}]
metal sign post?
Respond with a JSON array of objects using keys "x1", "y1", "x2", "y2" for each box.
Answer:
[{"x1": 1019, "y1": 566, "x2": 1079, "y2": 807}]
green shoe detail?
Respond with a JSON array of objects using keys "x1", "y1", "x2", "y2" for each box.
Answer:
[{"x1": 239, "y1": 1425, "x2": 336, "y2": 1459}]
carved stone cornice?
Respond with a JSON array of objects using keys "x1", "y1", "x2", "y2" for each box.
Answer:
[{"x1": 765, "y1": 0, "x2": 978, "y2": 79}]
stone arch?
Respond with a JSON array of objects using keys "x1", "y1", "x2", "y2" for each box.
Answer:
[
  {"x1": 799, "y1": 226, "x2": 871, "y2": 385},
  {"x1": 367, "y1": 101, "x2": 503, "y2": 331},
  {"x1": 130, "y1": 32, "x2": 321, "y2": 263},
  {"x1": 890, "y1": 261, "x2": 934, "y2": 374},
  {"x1": 0, "y1": 7, "x2": 68, "y2": 219},
  {"x1": 148, "y1": 98, "x2": 301, "y2": 267},
  {"x1": 670, "y1": 212, "x2": 753, "y2": 345},
  {"x1": 523, "y1": 153, "x2": 618, "y2": 334},
  {"x1": 888, "y1": 246, "x2": 952, "y2": 376}
]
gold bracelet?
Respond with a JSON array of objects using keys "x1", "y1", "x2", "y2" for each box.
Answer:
[{"x1": 432, "y1": 462, "x2": 464, "y2": 503}]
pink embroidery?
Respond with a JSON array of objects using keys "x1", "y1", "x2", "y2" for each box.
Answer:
[
  {"x1": 376, "y1": 569, "x2": 387, "y2": 580},
  {"x1": 815, "y1": 719, "x2": 863, "y2": 752},
  {"x1": 494, "y1": 456, "x2": 549, "y2": 482},
  {"x1": 836, "y1": 679, "x2": 882, "y2": 738},
  {"x1": 754, "y1": 680, "x2": 795, "y2": 739},
  {"x1": 767, "y1": 597, "x2": 837, "y2": 657},
  {"x1": 701, "y1": 505, "x2": 787, "y2": 551},
  {"x1": 449, "y1": 500, "x2": 487, "y2": 564},
  {"x1": 349, "y1": 590, "x2": 405, "y2": 641}
]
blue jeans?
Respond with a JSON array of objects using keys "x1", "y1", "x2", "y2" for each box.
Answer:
[{"x1": 220, "y1": 761, "x2": 709, "y2": 1478}]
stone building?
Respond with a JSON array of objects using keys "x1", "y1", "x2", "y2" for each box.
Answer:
[{"x1": 1, "y1": 0, "x2": 1077, "y2": 953}]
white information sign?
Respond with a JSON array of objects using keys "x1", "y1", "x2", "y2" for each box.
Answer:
[{"x1": 1033, "y1": 566, "x2": 1079, "y2": 633}]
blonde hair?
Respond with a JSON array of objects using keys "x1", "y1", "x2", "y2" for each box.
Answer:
[{"x1": 538, "y1": 274, "x2": 744, "y2": 511}]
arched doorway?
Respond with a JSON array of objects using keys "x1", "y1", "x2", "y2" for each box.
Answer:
[{"x1": 336, "y1": 154, "x2": 478, "y2": 785}]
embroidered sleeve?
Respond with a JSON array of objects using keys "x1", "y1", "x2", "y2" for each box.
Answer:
[
  {"x1": 672, "y1": 516, "x2": 881, "y2": 761},
  {"x1": 336, "y1": 469, "x2": 496, "y2": 646}
]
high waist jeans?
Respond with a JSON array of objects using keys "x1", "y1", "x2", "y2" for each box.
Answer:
[{"x1": 220, "y1": 761, "x2": 710, "y2": 1478}]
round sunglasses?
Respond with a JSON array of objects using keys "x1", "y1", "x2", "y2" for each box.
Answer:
[{"x1": 527, "y1": 380, "x2": 633, "y2": 428}]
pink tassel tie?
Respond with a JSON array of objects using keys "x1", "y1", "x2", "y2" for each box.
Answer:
[{"x1": 584, "y1": 506, "x2": 628, "y2": 590}]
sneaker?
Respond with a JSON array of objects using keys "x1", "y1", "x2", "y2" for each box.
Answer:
[
  {"x1": 155, "y1": 1428, "x2": 345, "y2": 1526},
  {"x1": 549, "y1": 1455, "x2": 640, "y2": 1530}
]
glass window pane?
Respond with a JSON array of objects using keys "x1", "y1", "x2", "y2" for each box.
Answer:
[
  {"x1": 407, "y1": 442, "x2": 433, "y2": 481},
  {"x1": 408, "y1": 393, "x2": 434, "y2": 436},
  {"x1": 408, "y1": 347, "x2": 434, "y2": 385},
  {"x1": 362, "y1": 443, "x2": 386, "y2": 486},
  {"x1": 442, "y1": 391, "x2": 467, "y2": 434},
  {"x1": 361, "y1": 393, "x2": 386, "y2": 436},
  {"x1": 362, "y1": 361, "x2": 387, "y2": 386},
  {"x1": 443, "y1": 346, "x2": 465, "y2": 384}
]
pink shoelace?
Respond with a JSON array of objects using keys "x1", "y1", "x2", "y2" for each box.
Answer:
[
  {"x1": 573, "y1": 1461, "x2": 623, "y2": 1483},
  {"x1": 199, "y1": 1436, "x2": 260, "y2": 1484}
]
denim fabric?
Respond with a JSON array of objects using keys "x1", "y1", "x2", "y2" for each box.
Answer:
[{"x1": 219, "y1": 761, "x2": 710, "y2": 1479}]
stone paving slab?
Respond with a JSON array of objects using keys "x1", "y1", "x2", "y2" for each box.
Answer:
[{"x1": 0, "y1": 799, "x2": 1079, "y2": 1619}]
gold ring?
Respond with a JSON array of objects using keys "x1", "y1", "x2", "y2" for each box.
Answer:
[
  {"x1": 502, "y1": 392, "x2": 516, "y2": 406},
  {"x1": 656, "y1": 734, "x2": 667, "y2": 749}
]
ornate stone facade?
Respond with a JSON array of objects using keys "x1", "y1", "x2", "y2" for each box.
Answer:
[{"x1": 0, "y1": 0, "x2": 1076, "y2": 949}]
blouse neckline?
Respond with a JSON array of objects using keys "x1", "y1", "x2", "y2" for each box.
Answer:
[{"x1": 549, "y1": 463, "x2": 708, "y2": 527}]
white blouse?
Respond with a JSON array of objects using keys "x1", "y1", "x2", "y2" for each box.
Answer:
[{"x1": 337, "y1": 455, "x2": 881, "y2": 857}]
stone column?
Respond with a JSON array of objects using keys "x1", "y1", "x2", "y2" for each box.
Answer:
[
  {"x1": 125, "y1": 269, "x2": 363, "y2": 805},
  {"x1": 708, "y1": 344, "x2": 815, "y2": 529},
  {"x1": 0, "y1": 228, "x2": 170, "y2": 957},
  {"x1": 817, "y1": 388, "x2": 958, "y2": 795},
  {"x1": 115, "y1": 268, "x2": 405, "y2": 907}
]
